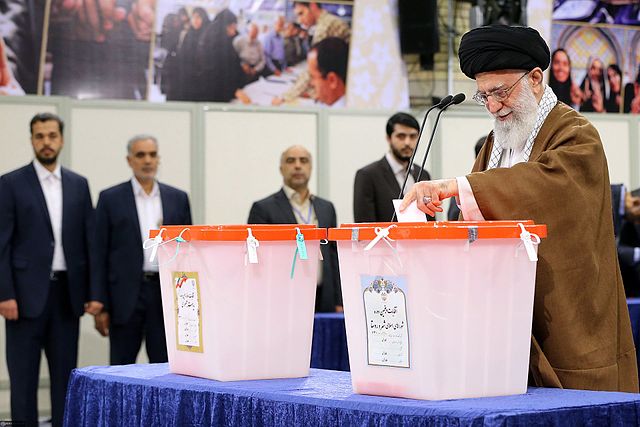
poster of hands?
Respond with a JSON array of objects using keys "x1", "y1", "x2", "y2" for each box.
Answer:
[
  {"x1": 0, "y1": 0, "x2": 353, "y2": 105},
  {"x1": 550, "y1": 0, "x2": 640, "y2": 114}
]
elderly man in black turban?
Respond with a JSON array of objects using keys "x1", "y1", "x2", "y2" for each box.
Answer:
[{"x1": 401, "y1": 25, "x2": 638, "y2": 393}]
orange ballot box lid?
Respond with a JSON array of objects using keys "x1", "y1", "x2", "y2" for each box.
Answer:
[
  {"x1": 150, "y1": 224, "x2": 327, "y2": 241},
  {"x1": 328, "y1": 220, "x2": 547, "y2": 240}
]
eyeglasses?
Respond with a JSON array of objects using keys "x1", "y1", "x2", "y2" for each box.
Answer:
[{"x1": 472, "y1": 71, "x2": 530, "y2": 106}]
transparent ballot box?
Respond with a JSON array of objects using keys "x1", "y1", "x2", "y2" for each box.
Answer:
[
  {"x1": 149, "y1": 224, "x2": 324, "y2": 381},
  {"x1": 328, "y1": 220, "x2": 546, "y2": 400}
]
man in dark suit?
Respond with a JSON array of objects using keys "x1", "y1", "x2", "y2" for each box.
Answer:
[
  {"x1": 92, "y1": 134, "x2": 192, "y2": 365},
  {"x1": 247, "y1": 145, "x2": 341, "y2": 312},
  {"x1": 617, "y1": 185, "x2": 640, "y2": 297},
  {"x1": 353, "y1": 112, "x2": 432, "y2": 222},
  {"x1": 611, "y1": 184, "x2": 626, "y2": 237},
  {"x1": 0, "y1": 112, "x2": 101, "y2": 427}
]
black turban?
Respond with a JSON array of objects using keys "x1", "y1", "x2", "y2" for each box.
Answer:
[{"x1": 458, "y1": 25, "x2": 550, "y2": 79}]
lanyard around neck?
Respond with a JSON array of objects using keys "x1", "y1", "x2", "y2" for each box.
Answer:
[{"x1": 292, "y1": 202, "x2": 313, "y2": 224}]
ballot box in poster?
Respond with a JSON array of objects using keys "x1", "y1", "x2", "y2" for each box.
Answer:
[
  {"x1": 328, "y1": 220, "x2": 546, "y2": 400},
  {"x1": 149, "y1": 224, "x2": 323, "y2": 381}
]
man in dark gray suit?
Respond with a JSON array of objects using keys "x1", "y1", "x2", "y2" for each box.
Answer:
[
  {"x1": 0, "y1": 112, "x2": 101, "y2": 426},
  {"x1": 353, "y1": 112, "x2": 432, "y2": 222},
  {"x1": 248, "y1": 145, "x2": 342, "y2": 312},
  {"x1": 92, "y1": 134, "x2": 192, "y2": 365},
  {"x1": 616, "y1": 185, "x2": 640, "y2": 297}
]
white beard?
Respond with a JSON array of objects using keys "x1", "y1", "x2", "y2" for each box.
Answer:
[{"x1": 492, "y1": 79, "x2": 539, "y2": 150}]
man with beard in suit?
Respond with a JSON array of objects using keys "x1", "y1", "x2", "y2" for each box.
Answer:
[
  {"x1": 0, "y1": 112, "x2": 100, "y2": 426},
  {"x1": 353, "y1": 112, "x2": 432, "y2": 222}
]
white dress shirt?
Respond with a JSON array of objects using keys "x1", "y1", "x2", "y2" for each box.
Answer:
[
  {"x1": 386, "y1": 152, "x2": 415, "y2": 197},
  {"x1": 131, "y1": 178, "x2": 162, "y2": 272},
  {"x1": 33, "y1": 160, "x2": 66, "y2": 271},
  {"x1": 283, "y1": 185, "x2": 318, "y2": 226}
]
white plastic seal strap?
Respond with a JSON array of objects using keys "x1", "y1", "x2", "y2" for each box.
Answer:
[
  {"x1": 364, "y1": 224, "x2": 397, "y2": 251},
  {"x1": 364, "y1": 224, "x2": 403, "y2": 274},
  {"x1": 517, "y1": 223, "x2": 541, "y2": 262},
  {"x1": 246, "y1": 228, "x2": 260, "y2": 265},
  {"x1": 142, "y1": 227, "x2": 190, "y2": 266}
]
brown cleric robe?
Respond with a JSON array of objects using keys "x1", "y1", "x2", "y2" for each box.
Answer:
[{"x1": 466, "y1": 101, "x2": 639, "y2": 392}]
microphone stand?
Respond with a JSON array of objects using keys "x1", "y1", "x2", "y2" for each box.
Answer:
[
  {"x1": 416, "y1": 93, "x2": 466, "y2": 182},
  {"x1": 389, "y1": 95, "x2": 452, "y2": 222}
]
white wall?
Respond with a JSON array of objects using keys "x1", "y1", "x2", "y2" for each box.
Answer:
[{"x1": 590, "y1": 117, "x2": 631, "y2": 187}]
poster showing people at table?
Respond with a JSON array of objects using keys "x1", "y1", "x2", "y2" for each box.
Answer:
[
  {"x1": 550, "y1": 1, "x2": 640, "y2": 114},
  {"x1": 152, "y1": 0, "x2": 353, "y2": 106},
  {"x1": 361, "y1": 275, "x2": 409, "y2": 368}
]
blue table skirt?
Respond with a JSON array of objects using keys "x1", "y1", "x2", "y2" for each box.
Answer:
[
  {"x1": 310, "y1": 313, "x2": 349, "y2": 371},
  {"x1": 64, "y1": 364, "x2": 640, "y2": 427},
  {"x1": 628, "y1": 298, "x2": 640, "y2": 375}
]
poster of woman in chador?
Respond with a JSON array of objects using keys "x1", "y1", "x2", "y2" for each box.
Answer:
[
  {"x1": 551, "y1": 1, "x2": 640, "y2": 114},
  {"x1": 152, "y1": 0, "x2": 352, "y2": 106}
]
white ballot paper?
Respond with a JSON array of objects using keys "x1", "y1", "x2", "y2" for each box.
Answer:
[{"x1": 392, "y1": 199, "x2": 426, "y2": 222}]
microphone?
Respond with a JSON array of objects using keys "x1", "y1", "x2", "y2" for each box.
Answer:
[
  {"x1": 390, "y1": 95, "x2": 453, "y2": 222},
  {"x1": 415, "y1": 93, "x2": 466, "y2": 183}
]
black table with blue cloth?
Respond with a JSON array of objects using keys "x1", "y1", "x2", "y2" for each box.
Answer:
[{"x1": 64, "y1": 364, "x2": 640, "y2": 426}]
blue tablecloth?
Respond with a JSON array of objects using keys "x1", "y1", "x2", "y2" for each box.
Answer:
[
  {"x1": 64, "y1": 364, "x2": 640, "y2": 426},
  {"x1": 310, "y1": 313, "x2": 349, "y2": 371}
]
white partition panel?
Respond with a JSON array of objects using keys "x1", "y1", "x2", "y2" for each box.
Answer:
[
  {"x1": 204, "y1": 110, "x2": 318, "y2": 224},
  {"x1": 69, "y1": 105, "x2": 192, "y2": 203},
  {"x1": 0, "y1": 103, "x2": 58, "y2": 174},
  {"x1": 591, "y1": 118, "x2": 631, "y2": 187},
  {"x1": 326, "y1": 113, "x2": 392, "y2": 224}
]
